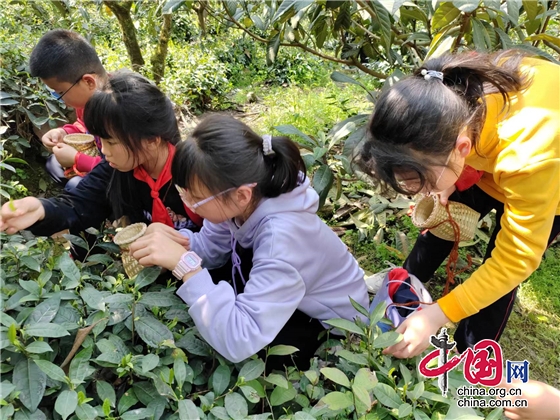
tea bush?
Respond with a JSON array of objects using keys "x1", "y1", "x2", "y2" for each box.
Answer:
[
  {"x1": 160, "y1": 44, "x2": 232, "y2": 113},
  {"x1": 0, "y1": 230, "x2": 502, "y2": 419},
  {"x1": 211, "y1": 34, "x2": 328, "y2": 88}
]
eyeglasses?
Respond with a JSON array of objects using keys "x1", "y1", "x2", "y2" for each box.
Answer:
[
  {"x1": 175, "y1": 185, "x2": 235, "y2": 210},
  {"x1": 432, "y1": 151, "x2": 453, "y2": 189},
  {"x1": 175, "y1": 184, "x2": 257, "y2": 210},
  {"x1": 396, "y1": 151, "x2": 453, "y2": 192},
  {"x1": 47, "y1": 71, "x2": 95, "y2": 102}
]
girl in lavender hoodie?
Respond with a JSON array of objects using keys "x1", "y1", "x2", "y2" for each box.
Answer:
[{"x1": 129, "y1": 115, "x2": 368, "y2": 370}]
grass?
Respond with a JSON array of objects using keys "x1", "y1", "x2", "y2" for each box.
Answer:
[
  {"x1": 501, "y1": 246, "x2": 560, "y2": 388},
  {"x1": 231, "y1": 77, "x2": 375, "y2": 137}
]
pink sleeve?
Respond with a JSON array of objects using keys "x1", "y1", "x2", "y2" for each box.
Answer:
[
  {"x1": 62, "y1": 108, "x2": 87, "y2": 134},
  {"x1": 75, "y1": 153, "x2": 102, "y2": 173}
]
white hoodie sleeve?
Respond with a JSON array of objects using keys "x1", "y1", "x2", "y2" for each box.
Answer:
[
  {"x1": 179, "y1": 221, "x2": 232, "y2": 270},
  {"x1": 175, "y1": 250, "x2": 306, "y2": 363}
]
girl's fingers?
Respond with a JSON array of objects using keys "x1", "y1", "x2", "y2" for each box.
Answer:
[
  {"x1": 393, "y1": 344, "x2": 414, "y2": 359},
  {"x1": 383, "y1": 323, "x2": 409, "y2": 355},
  {"x1": 136, "y1": 256, "x2": 156, "y2": 267},
  {"x1": 129, "y1": 236, "x2": 152, "y2": 252},
  {"x1": 130, "y1": 245, "x2": 153, "y2": 261},
  {"x1": 384, "y1": 338, "x2": 408, "y2": 356},
  {"x1": 502, "y1": 409, "x2": 521, "y2": 420},
  {"x1": 167, "y1": 230, "x2": 190, "y2": 245}
]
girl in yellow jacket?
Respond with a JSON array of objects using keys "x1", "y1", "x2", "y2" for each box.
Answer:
[{"x1": 359, "y1": 50, "x2": 560, "y2": 358}]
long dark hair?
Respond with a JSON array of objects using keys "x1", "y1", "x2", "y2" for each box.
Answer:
[
  {"x1": 84, "y1": 70, "x2": 180, "y2": 218},
  {"x1": 172, "y1": 115, "x2": 305, "y2": 205},
  {"x1": 359, "y1": 49, "x2": 530, "y2": 194}
]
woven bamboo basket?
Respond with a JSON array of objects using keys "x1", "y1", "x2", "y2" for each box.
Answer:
[
  {"x1": 63, "y1": 134, "x2": 99, "y2": 157},
  {"x1": 113, "y1": 223, "x2": 147, "y2": 278},
  {"x1": 411, "y1": 195, "x2": 480, "y2": 242}
]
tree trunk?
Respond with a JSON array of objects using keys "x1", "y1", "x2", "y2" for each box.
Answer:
[
  {"x1": 195, "y1": 2, "x2": 207, "y2": 37},
  {"x1": 104, "y1": 1, "x2": 145, "y2": 71},
  {"x1": 50, "y1": 0, "x2": 69, "y2": 17},
  {"x1": 150, "y1": 13, "x2": 173, "y2": 85}
]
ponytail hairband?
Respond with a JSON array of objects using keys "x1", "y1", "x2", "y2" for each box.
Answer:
[
  {"x1": 262, "y1": 134, "x2": 275, "y2": 156},
  {"x1": 420, "y1": 69, "x2": 444, "y2": 82}
]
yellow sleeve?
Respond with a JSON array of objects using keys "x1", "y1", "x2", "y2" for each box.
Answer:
[{"x1": 438, "y1": 158, "x2": 560, "y2": 322}]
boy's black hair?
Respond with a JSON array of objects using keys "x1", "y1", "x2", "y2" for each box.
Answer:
[
  {"x1": 29, "y1": 29, "x2": 106, "y2": 82},
  {"x1": 84, "y1": 70, "x2": 180, "y2": 219},
  {"x1": 358, "y1": 49, "x2": 530, "y2": 195},
  {"x1": 172, "y1": 115, "x2": 306, "y2": 204}
]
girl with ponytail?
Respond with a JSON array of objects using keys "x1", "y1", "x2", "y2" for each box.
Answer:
[
  {"x1": 130, "y1": 115, "x2": 368, "y2": 369},
  {"x1": 359, "y1": 50, "x2": 560, "y2": 358}
]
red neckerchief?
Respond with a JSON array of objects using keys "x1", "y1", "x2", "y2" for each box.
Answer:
[{"x1": 133, "y1": 143, "x2": 203, "y2": 228}]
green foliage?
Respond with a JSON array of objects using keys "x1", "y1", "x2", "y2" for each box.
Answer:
[
  {"x1": 0, "y1": 230, "x2": 491, "y2": 419},
  {"x1": 205, "y1": 0, "x2": 560, "y2": 78},
  {"x1": 161, "y1": 44, "x2": 232, "y2": 112},
  {"x1": 213, "y1": 35, "x2": 328, "y2": 88},
  {"x1": 0, "y1": 22, "x2": 71, "y2": 199}
]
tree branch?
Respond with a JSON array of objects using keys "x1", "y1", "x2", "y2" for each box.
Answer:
[
  {"x1": 215, "y1": 1, "x2": 268, "y2": 43},
  {"x1": 531, "y1": 0, "x2": 557, "y2": 48},
  {"x1": 210, "y1": 1, "x2": 387, "y2": 78},
  {"x1": 351, "y1": 57, "x2": 387, "y2": 79},
  {"x1": 355, "y1": 0, "x2": 376, "y2": 21},
  {"x1": 287, "y1": 41, "x2": 352, "y2": 65},
  {"x1": 452, "y1": 13, "x2": 471, "y2": 52},
  {"x1": 543, "y1": 40, "x2": 560, "y2": 56}
]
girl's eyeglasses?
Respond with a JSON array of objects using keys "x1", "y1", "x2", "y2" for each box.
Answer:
[
  {"x1": 47, "y1": 71, "x2": 95, "y2": 102},
  {"x1": 396, "y1": 151, "x2": 452, "y2": 192},
  {"x1": 175, "y1": 184, "x2": 257, "y2": 210}
]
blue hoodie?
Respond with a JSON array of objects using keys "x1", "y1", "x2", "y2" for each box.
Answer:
[{"x1": 176, "y1": 177, "x2": 368, "y2": 363}]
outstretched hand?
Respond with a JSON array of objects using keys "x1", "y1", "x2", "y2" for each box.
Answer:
[
  {"x1": 500, "y1": 378, "x2": 560, "y2": 420},
  {"x1": 0, "y1": 197, "x2": 45, "y2": 234},
  {"x1": 383, "y1": 303, "x2": 451, "y2": 359},
  {"x1": 129, "y1": 231, "x2": 188, "y2": 271}
]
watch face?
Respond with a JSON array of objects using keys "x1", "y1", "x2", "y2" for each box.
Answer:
[{"x1": 184, "y1": 253, "x2": 201, "y2": 268}]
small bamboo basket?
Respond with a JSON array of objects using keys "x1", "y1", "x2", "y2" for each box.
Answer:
[
  {"x1": 63, "y1": 134, "x2": 100, "y2": 179},
  {"x1": 63, "y1": 134, "x2": 99, "y2": 157},
  {"x1": 411, "y1": 195, "x2": 480, "y2": 242},
  {"x1": 113, "y1": 223, "x2": 147, "y2": 278}
]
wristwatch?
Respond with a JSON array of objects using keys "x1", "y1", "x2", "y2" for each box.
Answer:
[{"x1": 172, "y1": 251, "x2": 203, "y2": 280}]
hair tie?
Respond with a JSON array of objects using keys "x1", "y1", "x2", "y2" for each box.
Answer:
[
  {"x1": 421, "y1": 69, "x2": 444, "y2": 82},
  {"x1": 262, "y1": 134, "x2": 275, "y2": 156}
]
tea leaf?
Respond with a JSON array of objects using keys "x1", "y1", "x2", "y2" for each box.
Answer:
[
  {"x1": 211, "y1": 365, "x2": 231, "y2": 395},
  {"x1": 238, "y1": 359, "x2": 265, "y2": 381},
  {"x1": 320, "y1": 367, "x2": 350, "y2": 388},
  {"x1": 54, "y1": 390, "x2": 78, "y2": 420},
  {"x1": 225, "y1": 392, "x2": 249, "y2": 419},
  {"x1": 12, "y1": 359, "x2": 46, "y2": 412},
  {"x1": 34, "y1": 359, "x2": 67, "y2": 382}
]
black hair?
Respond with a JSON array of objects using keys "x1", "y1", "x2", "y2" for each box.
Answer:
[
  {"x1": 172, "y1": 115, "x2": 305, "y2": 204},
  {"x1": 84, "y1": 69, "x2": 180, "y2": 159},
  {"x1": 359, "y1": 49, "x2": 530, "y2": 195},
  {"x1": 29, "y1": 29, "x2": 106, "y2": 82},
  {"x1": 84, "y1": 70, "x2": 180, "y2": 218}
]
